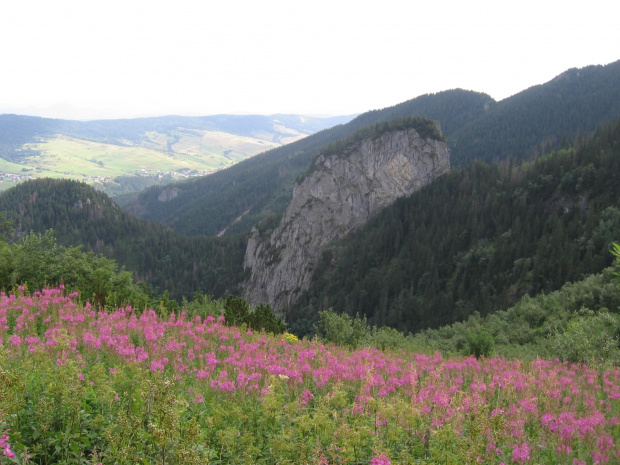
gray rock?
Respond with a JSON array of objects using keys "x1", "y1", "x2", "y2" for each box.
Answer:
[
  {"x1": 158, "y1": 187, "x2": 180, "y2": 202},
  {"x1": 242, "y1": 124, "x2": 450, "y2": 313}
]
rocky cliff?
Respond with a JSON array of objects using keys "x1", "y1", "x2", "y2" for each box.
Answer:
[{"x1": 242, "y1": 121, "x2": 450, "y2": 313}]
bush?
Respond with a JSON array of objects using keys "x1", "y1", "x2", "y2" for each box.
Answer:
[
  {"x1": 465, "y1": 330, "x2": 494, "y2": 359},
  {"x1": 549, "y1": 308, "x2": 620, "y2": 365},
  {"x1": 0, "y1": 230, "x2": 149, "y2": 309},
  {"x1": 316, "y1": 309, "x2": 369, "y2": 348},
  {"x1": 223, "y1": 295, "x2": 250, "y2": 327},
  {"x1": 223, "y1": 296, "x2": 285, "y2": 334}
]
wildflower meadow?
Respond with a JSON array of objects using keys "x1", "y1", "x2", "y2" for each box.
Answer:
[{"x1": 0, "y1": 287, "x2": 619, "y2": 464}]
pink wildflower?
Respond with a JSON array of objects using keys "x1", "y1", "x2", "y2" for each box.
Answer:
[
  {"x1": 8, "y1": 334, "x2": 22, "y2": 347},
  {"x1": 0, "y1": 432, "x2": 15, "y2": 459},
  {"x1": 370, "y1": 453, "x2": 390, "y2": 465},
  {"x1": 512, "y1": 442, "x2": 531, "y2": 464},
  {"x1": 299, "y1": 390, "x2": 314, "y2": 405}
]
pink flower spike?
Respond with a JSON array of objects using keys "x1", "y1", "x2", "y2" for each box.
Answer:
[
  {"x1": 512, "y1": 442, "x2": 531, "y2": 464},
  {"x1": 370, "y1": 454, "x2": 391, "y2": 465}
]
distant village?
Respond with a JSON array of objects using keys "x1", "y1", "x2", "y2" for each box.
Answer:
[
  {"x1": 0, "y1": 165, "x2": 226, "y2": 190},
  {"x1": 0, "y1": 171, "x2": 34, "y2": 184},
  {"x1": 137, "y1": 167, "x2": 218, "y2": 178}
]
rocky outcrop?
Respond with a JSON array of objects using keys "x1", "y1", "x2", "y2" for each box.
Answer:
[
  {"x1": 158, "y1": 187, "x2": 180, "y2": 202},
  {"x1": 242, "y1": 123, "x2": 450, "y2": 313}
]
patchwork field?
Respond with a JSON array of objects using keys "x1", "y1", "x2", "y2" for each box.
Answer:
[
  {"x1": 0, "y1": 112, "x2": 354, "y2": 195},
  {"x1": 0, "y1": 131, "x2": 282, "y2": 194}
]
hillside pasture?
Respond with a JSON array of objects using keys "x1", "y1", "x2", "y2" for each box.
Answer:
[{"x1": 1, "y1": 128, "x2": 291, "y2": 194}]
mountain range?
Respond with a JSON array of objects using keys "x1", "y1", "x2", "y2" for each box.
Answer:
[
  {"x1": 0, "y1": 59, "x2": 619, "y2": 337},
  {"x1": 124, "y1": 60, "x2": 620, "y2": 237}
]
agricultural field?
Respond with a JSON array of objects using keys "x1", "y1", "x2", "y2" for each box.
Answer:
[
  {"x1": 0, "y1": 131, "x2": 281, "y2": 194},
  {"x1": 1, "y1": 287, "x2": 618, "y2": 464}
]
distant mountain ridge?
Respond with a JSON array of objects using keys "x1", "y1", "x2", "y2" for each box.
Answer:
[
  {"x1": 448, "y1": 62, "x2": 620, "y2": 165},
  {"x1": 122, "y1": 89, "x2": 494, "y2": 236},
  {"x1": 125, "y1": 60, "x2": 620, "y2": 238},
  {"x1": 0, "y1": 113, "x2": 354, "y2": 159}
]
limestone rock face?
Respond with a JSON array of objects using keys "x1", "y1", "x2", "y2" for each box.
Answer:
[{"x1": 242, "y1": 125, "x2": 450, "y2": 313}]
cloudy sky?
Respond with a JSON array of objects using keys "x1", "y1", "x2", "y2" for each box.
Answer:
[{"x1": 1, "y1": 0, "x2": 618, "y2": 120}]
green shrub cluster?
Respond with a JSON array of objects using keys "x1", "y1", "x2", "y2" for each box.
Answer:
[
  {"x1": 0, "y1": 230, "x2": 149, "y2": 309},
  {"x1": 223, "y1": 295, "x2": 286, "y2": 334},
  {"x1": 316, "y1": 262, "x2": 620, "y2": 364},
  {"x1": 316, "y1": 309, "x2": 432, "y2": 354}
]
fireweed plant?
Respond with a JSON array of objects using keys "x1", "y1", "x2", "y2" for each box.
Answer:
[{"x1": 0, "y1": 287, "x2": 619, "y2": 464}]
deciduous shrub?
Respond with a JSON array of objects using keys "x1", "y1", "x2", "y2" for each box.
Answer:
[{"x1": 464, "y1": 329, "x2": 494, "y2": 359}]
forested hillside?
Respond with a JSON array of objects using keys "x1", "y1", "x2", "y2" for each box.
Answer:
[
  {"x1": 2, "y1": 61, "x2": 620, "y2": 336},
  {"x1": 287, "y1": 119, "x2": 620, "y2": 335},
  {"x1": 449, "y1": 61, "x2": 620, "y2": 166},
  {"x1": 123, "y1": 89, "x2": 493, "y2": 236},
  {"x1": 0, "y1": 179, "x2": 246, "y2": 299},
  {"x1": 3, "y1": 119, "x2": 619, "y2": 340},
  {"x1": 126, "y1": 61, "x2": 620, "y2": 238}
]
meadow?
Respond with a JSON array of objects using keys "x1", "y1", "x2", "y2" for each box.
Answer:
[
  {"x1": 1, "y1": 131, "x2": 281, "y2": 193},
  {"x1": 22, "y1": 135, "x2": 238, "y2": 177},
  {"x1": 0, "y1": 287, "x2": 618, "y2": 464}
]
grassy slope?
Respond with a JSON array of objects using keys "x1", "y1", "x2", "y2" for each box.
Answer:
[{"x1": 0, "y1": 131, "x2": 281, "y2": 192}]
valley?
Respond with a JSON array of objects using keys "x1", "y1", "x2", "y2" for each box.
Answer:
[{"x1": 0, "y1": 113, "x2": 354, "y2": 194}]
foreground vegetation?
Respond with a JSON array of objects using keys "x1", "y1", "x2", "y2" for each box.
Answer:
[{"x1": 1, "y1": 287, "x2": 619, "y2": 464}]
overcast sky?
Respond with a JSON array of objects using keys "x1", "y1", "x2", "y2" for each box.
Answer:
[{"x1": 1, "y1": 0, "x2": 618, "y2": 120}]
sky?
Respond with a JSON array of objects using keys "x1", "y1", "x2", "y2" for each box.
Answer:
[{"x1": 1, "y1": 0, "x2": 619, "y2": 120}]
